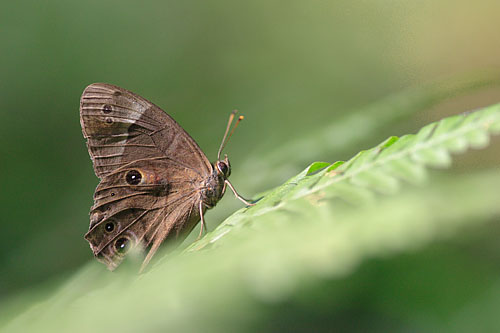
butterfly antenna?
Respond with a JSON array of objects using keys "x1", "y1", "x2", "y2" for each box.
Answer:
[{"x1": 217, "y1": 110, "x2": 244, "y2": 160}]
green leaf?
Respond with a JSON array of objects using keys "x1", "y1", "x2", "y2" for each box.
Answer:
[
  {"x1": 237, "y1": 76, "x2": 500, "y2": 192},
  {"x1": 3, "y1": 103, "x2": 500, "y2": 333},
  {"x1": 191, "y1": 103, "x2": 500, "y2": 254}
]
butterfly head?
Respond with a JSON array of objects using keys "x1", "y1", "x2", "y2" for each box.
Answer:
[
  {"x1": 215, "y1": 155, "x2": 231, "y2": 179},
  {"x1": 201, "y1": 109, "x2": 245, "y2": 208}
]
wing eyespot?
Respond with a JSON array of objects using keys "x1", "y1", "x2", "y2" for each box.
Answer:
[
  {"x1": 115, "y1": 236, "x2": 131, "y2": 254},
  {"x1": 105, "y1": 221, "x2": 115, "y2": 232},
  {"x1": 125, "y1": 170, "x2": 142, "y2": 185},
  {"x1": 102, "y1": 104, "x2": 112, "y2": 113}
]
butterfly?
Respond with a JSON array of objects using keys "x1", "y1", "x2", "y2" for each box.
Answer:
[{"x1": 80, "y1": 83, "x2": 253, "y2": 271}]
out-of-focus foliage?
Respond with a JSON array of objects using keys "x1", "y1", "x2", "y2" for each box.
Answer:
[
  {"x1": 2, "y1": 0, "x2": 500, "y2": 332},
  {"x1": 3, "y1": 105, "x2": 500, "y2": 333}
]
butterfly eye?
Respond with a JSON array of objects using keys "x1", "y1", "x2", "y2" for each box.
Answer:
[
  {"x1": 217, "y1": 161, "x2": 229, "y2": 176},
  {"x1": 115, "y1": 237, "x2": 130, "y2": 254},
  {"x1": 105, "y1": 221, "x2": 115, "y2": 232},
  {"x1": 125, "y1": 170, "x2": 142, "y2": 185}
]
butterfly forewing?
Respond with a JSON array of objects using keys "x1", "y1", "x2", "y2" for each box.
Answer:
[
  {"x1": 80, "y1": 83, "x2": 213, "y2": 270},
  {"x1": 80, "y1": 83, "x2": 212, "y2": 178}
]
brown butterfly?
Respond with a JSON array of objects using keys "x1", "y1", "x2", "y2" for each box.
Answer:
[{"x1": 80, "y1": 83, "x2": 253, "y2": 271}]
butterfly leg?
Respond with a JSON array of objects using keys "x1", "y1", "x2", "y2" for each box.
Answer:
[
  {"x1": 224, "y1": 180, "x2": 256, "y2": 206},
  {"x1": 197, "y1": 201, "x2": 207, "y2": 241}
]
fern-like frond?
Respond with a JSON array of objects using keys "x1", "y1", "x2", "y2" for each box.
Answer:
[
  {"x1": 3, "y1": 104, "x2": 500, "y2": 333},
  {"x1": 190, "y1": 103, "x2": 500, "y2": 250},
  {"x1": 238, "y1": 76, "x2": 500, "y2": 192}
]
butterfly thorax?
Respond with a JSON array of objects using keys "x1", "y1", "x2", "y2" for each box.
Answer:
[
  {"x1": 201, "y1": 158, "x2": 231, "y2": 208},
  {"x1": 201, "y1": 170, "x2": 225, "y2": 208}
]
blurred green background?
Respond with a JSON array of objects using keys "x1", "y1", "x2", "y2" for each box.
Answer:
[{"x1": 2, "y1": 0, "x2": 500, "y2": 330}]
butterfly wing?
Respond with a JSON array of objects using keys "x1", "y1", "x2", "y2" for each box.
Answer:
[
  {"x1": 80, "y1": 83, "x2": 212, "y2": 269},
  {"x1": 80, "y1": 83, "x2": 212, "y2": 178}
]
